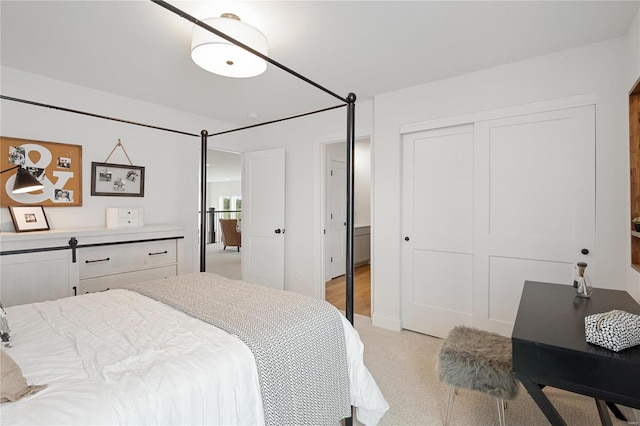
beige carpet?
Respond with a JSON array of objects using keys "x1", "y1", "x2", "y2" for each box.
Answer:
[
  {"x1": 352, "y1": 314, "x2": 636, "y2": 426},
  {"x1": 205, "y1": 242, "x2": 241, "y2": 280}
]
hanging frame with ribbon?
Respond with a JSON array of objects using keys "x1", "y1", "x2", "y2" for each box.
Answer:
[{"x1": 90, "y1": 139, "x2": 145, "y2": 197}]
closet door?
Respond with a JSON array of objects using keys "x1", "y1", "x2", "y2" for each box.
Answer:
[
  {"x1": 400, "y1": 104, "x2": 595, "y2": 338},
  {"x1": 473, "y1": 105, "x2": 595, "y2": 335},
  {"x1": 401, "y1": 124, "x2": 474, "y2": 338}
]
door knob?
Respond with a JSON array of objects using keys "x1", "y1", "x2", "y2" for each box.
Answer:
[
  {"x1": 275, "y1": 229, "x2": 282, "y2": 234},
  {"x1": 405, "y1": 236, "x2": 410, "y2": 241},
  {"x1": 581, "y1": 248, "x2": 589, "y2": 255}
]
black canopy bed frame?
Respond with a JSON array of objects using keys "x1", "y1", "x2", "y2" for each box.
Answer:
[{"x1": 1, "y1": 0, "x2": 358, "y2": 422}]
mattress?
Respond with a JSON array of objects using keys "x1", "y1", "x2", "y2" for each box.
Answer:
[{"x1": 1, "y1": 287, "x2": 388, "y2": 425}]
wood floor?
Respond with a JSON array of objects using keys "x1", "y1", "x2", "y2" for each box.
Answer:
[{"x1": 325, "y1": 264, "x2": 371, "y2": 317}]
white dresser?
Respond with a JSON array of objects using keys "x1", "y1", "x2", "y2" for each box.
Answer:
[{"x1": 0, "y1": 225, "x2": 184, "y2": 307}]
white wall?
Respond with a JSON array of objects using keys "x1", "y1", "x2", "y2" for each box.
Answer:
[
  {"x1": 355, "y1": 138, "x2": 371, "y2": 227},
  {"x1": 234, "y1": 101, "x2": 373, "y2": 298},
  {"x1": 629, "y1": 6, "x2": 640, "y2": 82},
  {"x1": 208, "y1": 181, "x2": 242, "y2": 210},
  {"x1": 0, "y1": 66, "x2": 240, "y2": 273},
  {"x1": 372, "y1": 35, "x2": 635, "y2": 330}
]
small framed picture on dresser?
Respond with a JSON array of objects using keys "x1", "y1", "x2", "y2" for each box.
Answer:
[{"x1": 8, "y1": 205, "x2": 50, "y2": 232}]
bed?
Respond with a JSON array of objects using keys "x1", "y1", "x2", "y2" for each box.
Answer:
[
  {"x1": 0, "y1": 272, "x2": 388, "y2": 425},
  {"x1": 1, "y1": 1, "x2": 372, "y2": 424}
]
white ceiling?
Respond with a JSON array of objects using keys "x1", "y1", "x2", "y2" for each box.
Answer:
[{"x1": 1, "y1": 1, "x2": 639, "y2": 127}]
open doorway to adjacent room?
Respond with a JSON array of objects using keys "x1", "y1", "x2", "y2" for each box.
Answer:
[
  {"x1": 205, "y1": 148, "x2": 242, "y2": 280},
  {"x1": 323, "y1": 137, "x2": 371, "y2": 316}
]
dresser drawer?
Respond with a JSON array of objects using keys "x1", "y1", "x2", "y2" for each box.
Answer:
[
  {"x1": 77, "y1": 265, "x2": 177, "y2": 294},
  {"x1": 79, "y1": 240, "x2": 177, "y2": 278},
  {"x1": 112, "y1": 216, "x2": 139, "y2": 228}
]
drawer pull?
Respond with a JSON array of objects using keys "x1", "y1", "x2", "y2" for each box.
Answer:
[
  {"x1": 149, "y1": 250, "x2": 168, "y2": 256},
  {"x1": 85, "y1": 257, "x2": 110, "y2": 263}
]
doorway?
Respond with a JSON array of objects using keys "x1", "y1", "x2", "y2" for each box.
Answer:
[
  {"x1": 323, "y1": 137, "x2": 372, "y2": 316},
  {"x1": 205, "y1": 148, "x2": 242, "y2": 280}
]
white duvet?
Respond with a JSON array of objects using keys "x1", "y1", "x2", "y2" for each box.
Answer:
[{"x1": 1, "y1": 289, "x2": 388, "y2": 425}]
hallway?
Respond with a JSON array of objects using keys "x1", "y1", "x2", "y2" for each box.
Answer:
[
  {"x1": 206, "y1": 242, "x2": 241, "y2": 280},
  {"x1": 325, "y1": 264, "x2": 371, "y2": 317}
]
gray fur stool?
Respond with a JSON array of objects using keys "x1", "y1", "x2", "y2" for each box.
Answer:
[{"x1": 437, "y1": 326, "x2": 519, "y2": 426}]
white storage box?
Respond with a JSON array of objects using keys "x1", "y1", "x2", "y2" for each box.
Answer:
[{"x1": 106, "y1": 207, "x2": 144, "y2": 229}]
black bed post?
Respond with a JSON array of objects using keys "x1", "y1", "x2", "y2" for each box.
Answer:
[
  {"x1": 344, "y1": 92, "x2": 356, "y2": 426},
  {"x1": 200, "y1": 129, "x2": 209, "y2": 272},
  {"x1": 345, "y1": 93, "x2": 357, "y2": 326}
]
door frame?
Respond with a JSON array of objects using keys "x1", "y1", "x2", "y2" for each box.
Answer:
[
  {"x1": 400, "y1": 94, "x2": 596, "y2": 135},
  {"x1": 205, "y1": 147, "x2": 243, "y2": 275},
  {"x1": 313, "y1": 129, "x2": 372, "y2": 302},
  {"x1": 199, "y1": 137, "x2": 244, "y2": 274}
]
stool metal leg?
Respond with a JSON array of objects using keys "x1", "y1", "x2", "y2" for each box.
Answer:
[
  {"x1": 496, "y1": 398, "x2": 506, "y2": 426},
  {"x1": 443, "y1": 387, "x2": 456, "y2": 426}
]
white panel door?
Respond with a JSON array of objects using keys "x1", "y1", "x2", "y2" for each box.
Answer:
[
  {"x1": 325, "y1": 159, "x2": 346, "y2": 279},
  {"x1": 401, "y1": 124, "x2": 475, "y2": 338},
  {"x1": 242, "y1": 148, "x2": 285, "y2": 290},
  {"x1": 474, "y1": 105, "x2": 595, "y2": 335}
]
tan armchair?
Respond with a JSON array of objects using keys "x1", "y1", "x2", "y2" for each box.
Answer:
[{"x1": 219, "y1": 219, "x2": 241, "y2": 251}]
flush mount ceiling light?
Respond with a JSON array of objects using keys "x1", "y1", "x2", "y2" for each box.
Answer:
[{"x1": 191, "y1": 13, "x2": 268, "y2": 78}]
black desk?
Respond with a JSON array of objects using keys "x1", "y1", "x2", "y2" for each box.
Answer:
[{"x1": 512, "y1": 281, "x2": 640, "y2": 426}]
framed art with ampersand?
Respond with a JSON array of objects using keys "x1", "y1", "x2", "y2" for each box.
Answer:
[{"x1": 0, "y1": 136, "x2": 82, "y2": 207}]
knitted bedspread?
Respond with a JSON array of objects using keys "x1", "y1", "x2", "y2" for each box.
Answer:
[{"x1": 125, "y1": 272, "x2": 351, "y2": 426}]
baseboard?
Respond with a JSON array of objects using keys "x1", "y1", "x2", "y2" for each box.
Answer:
[{"x1": 371, "y1": 313, "x2": 402, "y2": 331}]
